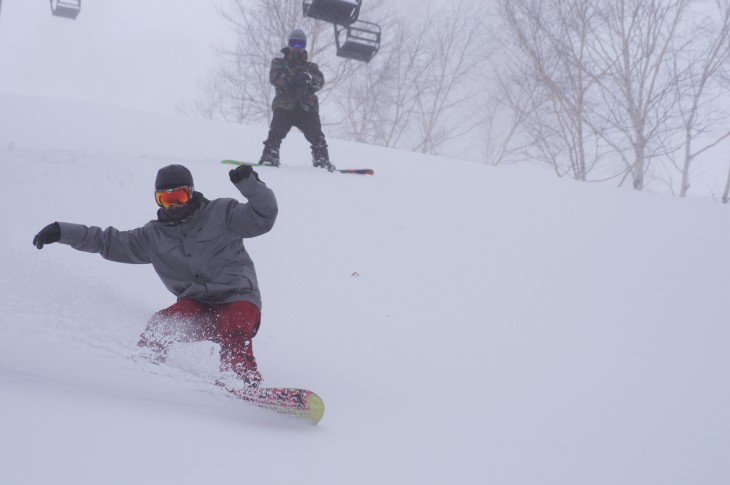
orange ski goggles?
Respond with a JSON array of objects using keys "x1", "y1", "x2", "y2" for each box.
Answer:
[{"x1": 155, "y1": 186, "x2": 193, "y2": 208}]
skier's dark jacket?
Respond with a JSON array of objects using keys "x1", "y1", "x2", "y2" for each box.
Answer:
[
  {"x1": 270, "y1": 47, "x2": 325, "y2": 112},
  {"x1": 56, "y1": 175, "x2": 277, "y2": 309}
]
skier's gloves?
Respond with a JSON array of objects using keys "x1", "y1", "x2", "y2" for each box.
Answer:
[
  {"x1": 229, "y1": 164, "x2": 259, "y2": 184},
  {"x1": 33, "y1": 222, "x2": 61, "y2": 249},
  {"x1": 294, "y1": 71, "x2": 313, "y2": 87}
]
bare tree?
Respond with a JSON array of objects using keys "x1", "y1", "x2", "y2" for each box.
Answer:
[
  {"x1": 723, "y1": 160, "x2": 730, "y2": 203},
  {"x1": 497, "y1": 0, "x2": 612, "y2": 181},
  {"x1": 496, "y1": 0, "x2": 730, "y2": 196},
  {"x1": 332, "y1": 11, "x2": 430, "y2": 147},
  {"x1": 189, "y1": 72, "x2": 226, "y2": 121},
  {"x1": 586, "y1": 0, "x2": 691, "y2": 190},
  {"x1": 412, "y1": 1, "x2": 492, "y2": 154},
  {"x1": 672, "y1": 0, "x2": 730, "y2": 197},
  {"x1": 480, "y1": 89, "x2": 531, "y2": 166},
  {"x1": 329, "y1": 0, "x2": 491, "y2": 156}
]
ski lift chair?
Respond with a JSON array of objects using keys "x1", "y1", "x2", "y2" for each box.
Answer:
[
  {"x1": 334, "y1": 20, "x2": 381, "y2": 63},
  {"x1": 303, "y1": 0, "x2": 361, "y2": 26},
  {"x1": 50, "y1": 0, "x2": 81, "y2": 19}
]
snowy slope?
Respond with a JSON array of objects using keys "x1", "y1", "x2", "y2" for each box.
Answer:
[{"x1": 0, "y1": 92, "x2": 728, "y2": 485}]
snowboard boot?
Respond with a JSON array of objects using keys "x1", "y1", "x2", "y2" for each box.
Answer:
[
  {"x1": 215, "y1": 367, "x2": 262, "y2": 390},
  {"x1": 258, "y1": 142, "x2": 280, "y2": 167},
  {"x1": 311, "y1": 141, "x2": 336, "y2": 172},
  {"x1": 220, "y1": 339, "x2": 262, "y2": 389}
]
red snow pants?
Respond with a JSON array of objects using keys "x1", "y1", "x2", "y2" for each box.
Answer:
[{"x1": 137, "y1": 298, "x2": 262, "y2": 386}]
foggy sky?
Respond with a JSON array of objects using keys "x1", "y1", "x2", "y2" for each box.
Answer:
[{"x1": 0, "y1": 0, "x2": 233, "y2": 113}]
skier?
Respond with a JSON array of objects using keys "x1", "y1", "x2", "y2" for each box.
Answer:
[
  {"x1": 32, "y1": 163, "x2": 277, "y2": 388},
  {"x1": 258, "y1": 28, "x2": 335, "y2": 171}
]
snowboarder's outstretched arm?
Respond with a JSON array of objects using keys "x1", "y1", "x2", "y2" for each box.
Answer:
[
  {"x1": 227, "y1": 164, "x2": 278, "y2": 238},
  {"x1": 33, "y1": 221, "x2": 151, "y2": 264}
]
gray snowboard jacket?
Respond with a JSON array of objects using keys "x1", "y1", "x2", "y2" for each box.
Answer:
[{"x1": 57, "y1": 175, "x2": 277, "y2": 308}]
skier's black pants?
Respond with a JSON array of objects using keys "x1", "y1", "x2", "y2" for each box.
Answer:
[{"x1": 265, "y1": 106, "x2": 326, "y2": 148}]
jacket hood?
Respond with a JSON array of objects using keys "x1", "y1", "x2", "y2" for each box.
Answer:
[{"x1": 281, "y1": 47, "x2": 308, "y2": 62}]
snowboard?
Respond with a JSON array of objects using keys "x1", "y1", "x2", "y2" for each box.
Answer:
[
  {"x1": 227, "y1": 386, "x2": 325, "y2": 425},
  {"x1": 221, "y1": 159, "x2": 374, "y2": 175}
]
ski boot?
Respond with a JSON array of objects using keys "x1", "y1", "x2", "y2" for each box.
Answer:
[{"x1": 258, "y1": 142, "x2": 280, "y2": 167}]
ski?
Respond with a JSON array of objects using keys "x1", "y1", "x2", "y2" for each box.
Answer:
[
  {"x1": 221, "y1": 159, "x2": 374, "y2": 175},
  {"x1": 226, "y1": 386, "x2": 325, "y2": 425}
]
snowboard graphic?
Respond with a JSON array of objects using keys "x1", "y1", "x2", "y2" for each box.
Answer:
[{"x1": 227, "y1": 386, "x2": 325, "y2": 425}]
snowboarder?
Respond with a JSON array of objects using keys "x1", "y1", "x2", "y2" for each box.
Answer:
[
  {"x1": 258, "y1": 28, "x2": 335, "y2": 171},
  {"x1": 32, "y1": 163, "x2": 277, "y2": 388}
]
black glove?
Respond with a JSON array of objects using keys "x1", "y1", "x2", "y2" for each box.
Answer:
[
  {"x1": 293, "y1": 71, "x2": 313, "y2": 87},
  {"x1": 229, "y1": 164, "x2": 259, "y2": 183},
  {"x1": 33, "y1": 222, "x2": 61, "y2": 249}
]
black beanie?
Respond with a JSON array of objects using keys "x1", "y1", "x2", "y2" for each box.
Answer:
[{"x1": 155, "y1": 164, "x2": 194, "y2": 190}]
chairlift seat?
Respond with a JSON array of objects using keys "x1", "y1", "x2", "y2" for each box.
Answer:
[
  {"x1": 303, "y1": 0, "x2": 361, "y2": 26},
  {"x1": 334, "y1": 21, "x2": 381, "y2": 63},
  {"x1": 50, "y1": 0, "x2": 81, "y2": 19}
]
